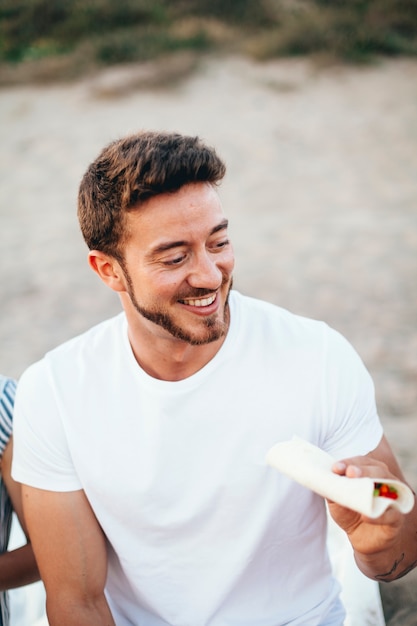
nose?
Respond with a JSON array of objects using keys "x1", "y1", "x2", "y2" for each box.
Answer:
[{"x1": 187, "y1": 250, "x2": 223, "y2": 289}]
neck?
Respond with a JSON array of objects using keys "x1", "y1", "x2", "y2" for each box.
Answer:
[
  {"x1": 123, "y1": 302, "x2": 228, "y2": 380},
  {"x1": 128, "y1": 329, "x2": 227, "y2": 381}
]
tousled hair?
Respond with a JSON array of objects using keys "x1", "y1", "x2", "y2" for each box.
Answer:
[{"x1": 77, "y1": 130, "x2": 226, "y2": 259}]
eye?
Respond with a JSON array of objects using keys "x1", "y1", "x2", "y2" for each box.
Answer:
[
  {"x1": 164, "y1": 254, "x2": 186, "y2": 266},
  {"x1": 212, "y1": 238, "x2": 230, "y2": 250}
]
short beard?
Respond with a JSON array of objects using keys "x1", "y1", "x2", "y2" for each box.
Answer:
[{"x1": 122, "y1": 267, "x2": 232, "y2": 346}]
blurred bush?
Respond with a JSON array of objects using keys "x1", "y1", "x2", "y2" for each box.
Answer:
[
  {"x1": 0, "y1": 0, "x2": 416, "y2": 83},
  {"x1": 0, "y1": 0, "x2": 168, "y2": 62},
  {"x1": 246, "y1": 0, "x2": 417, "y2": 62}
]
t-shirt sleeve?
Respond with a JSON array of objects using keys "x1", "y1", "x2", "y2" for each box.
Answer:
[
  {"x1": 320, "y1": 326, "x2": 383, "y2": 460},
  {"x1": 0, "y1": 376, "x2": 15, "y2": 458},
  {"x1": 12, "y1": 361, "x2": 83, "y2": 492}
]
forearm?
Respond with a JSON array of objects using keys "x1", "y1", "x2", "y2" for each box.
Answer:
[
  {"x1": 354, "y1": 497, "x2": 417, "y2": 582},
  {"x1": 0, "y1": 544, "x2": 39, "y2": 590},
  {"x1": 331, "y1": 438, "x2": 417, "y2": 582},
  {"x1": 22, "y1": 486, "x2": 114, "y2": 625},
  {"x1": 46, "y1": 594, "x2": 116, "y2": 626}
]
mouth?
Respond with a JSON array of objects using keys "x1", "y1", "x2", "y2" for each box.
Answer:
[{"x1": 178, "y1": 294, "x2": 217, "y2": 308}]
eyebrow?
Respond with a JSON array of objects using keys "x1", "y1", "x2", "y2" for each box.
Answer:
[{"x1": 150, "y1": 219, "x2": 229, "y2": 255}]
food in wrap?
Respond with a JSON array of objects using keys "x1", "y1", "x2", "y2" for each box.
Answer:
[{"x1": 265, "y1": 437, "x2": 414, "y2": 518}]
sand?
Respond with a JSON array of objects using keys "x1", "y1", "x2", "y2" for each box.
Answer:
[{"x1": 1, "y1": 54, "x2": 417, "y2": 624}]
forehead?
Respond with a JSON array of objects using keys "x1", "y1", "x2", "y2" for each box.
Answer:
[{"x1": 124, "y1": 183, "x2": 226, "y2": 244}]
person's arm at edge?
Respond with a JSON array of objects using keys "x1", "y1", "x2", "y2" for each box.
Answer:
[
  {"x1": 0, "y1": 436, "x2": 39, "y2": 590},
  {"x1": 329, "y1": 434, "x2": 417, "y2": 582},
  {"x1": 22, "y1": 484, "x2": 115, "y2": 626}
]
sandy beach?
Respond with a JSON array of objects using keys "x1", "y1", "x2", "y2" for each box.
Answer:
[{"x1": 1, "y1": 53, "x2": 417, "y2": 624}]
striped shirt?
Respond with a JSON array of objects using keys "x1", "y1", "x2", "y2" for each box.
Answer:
[{"x1": 0, "y1": 376, "x2": 16, "y2": 626}]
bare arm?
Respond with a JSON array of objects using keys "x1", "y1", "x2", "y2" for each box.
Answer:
[
  {"x1": 329, "y1": 435, "x2": 417, "y2": 582},
  {"x1": 22, "y1": 484, "x2": 115, "y2": 625},
  {"x1": 0, "y1": 437, "x2": 39, "y2": 590}
]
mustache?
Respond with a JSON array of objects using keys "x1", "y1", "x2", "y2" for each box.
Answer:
[
  {"x1": 176, "y1": 277, "x2": 233, "y2": 301},
  {"x1": 177, "y1": 288, "x2": 217, "y2": 299}
]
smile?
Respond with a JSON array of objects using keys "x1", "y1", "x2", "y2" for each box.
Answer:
[{"x1": 179, "y1": 294, "x2": 216, "y2": 307}]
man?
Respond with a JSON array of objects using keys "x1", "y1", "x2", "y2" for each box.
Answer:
[
  {"x1": 12, "y1": 131, "x2": 417, "y2": 625},
  {"x1": 0, "y1": 375, "x2": 39, "y2": 626}
]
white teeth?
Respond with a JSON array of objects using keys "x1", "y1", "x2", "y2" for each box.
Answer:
[{"x1": 182, "y1": 295, "x2": 216, "y2": 307}]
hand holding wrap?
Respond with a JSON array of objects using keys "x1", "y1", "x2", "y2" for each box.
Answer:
[{"x1": 266, "y1": 437, "x2": 414, "y2": 519}]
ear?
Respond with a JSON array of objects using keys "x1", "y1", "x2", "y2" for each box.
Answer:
[{"x1": 88, "y1": 250, "x2": 126, "y2": 293}]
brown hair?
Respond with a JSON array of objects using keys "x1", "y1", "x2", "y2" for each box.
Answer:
[{"x1": 77, "y1": 130, "x2": 226, "y2": 259}]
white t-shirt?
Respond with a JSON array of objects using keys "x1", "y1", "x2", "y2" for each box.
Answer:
[{"x1": 13, "y1": 291, "x2": 383, "y2": 626}]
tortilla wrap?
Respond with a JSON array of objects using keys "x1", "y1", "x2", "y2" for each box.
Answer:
[{"x1": 265, "y1": 437, "x2": 414, "y2": 518}]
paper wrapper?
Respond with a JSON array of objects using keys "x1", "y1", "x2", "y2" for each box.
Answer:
[{"x1": 266, "y1": 437, "x2": 414, "y2": 518}]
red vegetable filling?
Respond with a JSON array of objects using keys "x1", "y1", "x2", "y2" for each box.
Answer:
[{"x1": 373, "y1": 482, "x2": 399, "y2": 500}]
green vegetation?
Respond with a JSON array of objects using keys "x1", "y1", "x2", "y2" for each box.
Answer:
[
  {"x1": 1, "y1": 0, "x2": 416, "y2": 84},
  {"x1": 247, "y1": 0, "x2": 417, "y2": 63}
]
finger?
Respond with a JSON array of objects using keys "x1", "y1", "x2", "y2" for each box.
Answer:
[
  {"x1": 345, "y1": 464, "x2": 362, "y2": 478},
  {"x1": 331, "y1": 461, "x2": 347, "y2": 475},
  {"x1": 331, "y1": 461, "x2": 363, "y2": 477},
  {"x1": 333, "y1": 455, "x2": 390, "y2": 478}
]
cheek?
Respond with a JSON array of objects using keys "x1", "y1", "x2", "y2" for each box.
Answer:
[
  {"x1": 155, "y1": 275, "x2": 185, "y2": 297},
  {"x1": 223, "y1": 248, "x2": 235, "y2": 274}
]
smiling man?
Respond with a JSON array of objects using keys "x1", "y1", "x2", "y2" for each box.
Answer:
[
  {"x1": 12, "y1": 131, "x2": 417, "y2": 626},
  {"x1": 89, "y1": 181, "x2": 234, "y2": 380}
]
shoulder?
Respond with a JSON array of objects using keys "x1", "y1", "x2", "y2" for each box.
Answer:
[
  {"x1": 0, "y1": 375, "x2": 16, "y2": 401},
  {"x1": 0, "y1": 375, "x2": 16, "y2": 456},
  {"x1": 230, "y1": 290, "x2": 332, "y2": 346},
  {"x1": 17, "y1": 313, "x2": 126, "y2": 402},
  {"x1": 230, "y1": 291, "x2": 367, "y2": 375},
  {"x1": 21, "y1": 313, "x2": 127, "y2": 385},
  {"x1": 46, "y1": 313, "x2": 125, "y2": 361}
]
